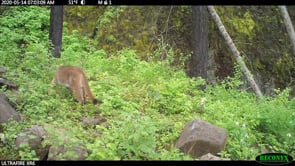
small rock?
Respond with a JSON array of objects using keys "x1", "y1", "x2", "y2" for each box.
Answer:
[
  {"x1": 200, "y1": 153, "x2": 230, "y2": 160},
  {"x1": 0, "y1": 67, "x2": 6, "y2": 74},
  {"x1": 81, "y1": 117, "x2": 107, "y2": 126}
]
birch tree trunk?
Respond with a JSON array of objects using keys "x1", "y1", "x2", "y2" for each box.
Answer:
[
  {"x1": 207, "y1": 6, "x2": 263, "y2": 98},
  {"x1": 279, "y1": 6, "x2": 295, "y2": 55}
]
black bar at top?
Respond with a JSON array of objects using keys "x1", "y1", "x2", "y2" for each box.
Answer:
[{"x1": 53, "y1": 0, "x2": 295, "y2": 6}]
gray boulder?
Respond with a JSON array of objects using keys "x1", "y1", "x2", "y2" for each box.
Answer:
[
  {"x1": 175, "y1": 119, "x2": 227, "y2": 158},
  {"x1": 46, "y1": 127, "x2": 89, "y2": 160},
  {"x1": 47, "y1": 144, "x2": 88, "y2": 160},
  {"x1": 15, "y1": 125, "x2": 49, "y2": 160},
  {"x1": 0, "y1": 93, "x2": 21, "y2": 131}
]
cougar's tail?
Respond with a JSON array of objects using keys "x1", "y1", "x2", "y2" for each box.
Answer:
[
  {"x1": 92, "y1": 98, "x2": 98, "y2": 105},
  {"x1": 83, "y1": 79, "x2": 98, "y2": 105}
]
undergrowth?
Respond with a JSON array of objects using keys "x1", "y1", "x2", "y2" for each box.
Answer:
[{"x1": 0, "y1": 6, "x2": 294, "y2": 160}]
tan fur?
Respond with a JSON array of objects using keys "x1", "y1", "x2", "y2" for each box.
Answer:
[{"x1": 51, "y1": 66, "x2": 98, "y2": 105}]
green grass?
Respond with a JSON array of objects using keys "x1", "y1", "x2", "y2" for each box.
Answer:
[{"x1": 0, "y1": 6, "x2": 294, "y2": 160}]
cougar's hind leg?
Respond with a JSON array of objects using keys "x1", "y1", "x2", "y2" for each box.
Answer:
[
  {"x1": 81, "y1": 86, "x2": 86, "y2": 105},
  {"x1": 71, "y1": 87, "x2": 85, "y2": 105}
]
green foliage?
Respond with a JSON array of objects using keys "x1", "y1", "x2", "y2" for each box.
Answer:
[
  {"x1": 204, "y1": 73, "x2": 261, "y2": 159},
  {"x1": 94, "y1": 6, "x2": 161, "y2": 58},
  {"x1": 18, "y1": 143, "x2": 39, "y2": 160},
  {"x1": 64, "y1": 6, "x2": 104, "y2": 36},
  {"x1": 274, "y1": 54, "x2": 295, "y2": 79},
  {"x1": 1, "y1": 6, "x2": 294, "y2": 161},
  {"x1": 89, "y1": 114, "x2": 157, "y2": 160},
  {"x1": 256, "y1": 88, "x2": 295, "y2": 155},
  {"x1": 221, "y1": 64, "x2": 244, "y2": 90},
  {"x1": 96, "y1": 6, "x2": 123, "y2": 27},
  {"x1": 149, "y1": 77, "x2": 204, "y2": 114},
  {"x1": 229, "y1": 11, "x2": 256, "y2": 40},
  {"x1": 203, "y1": 65, "x2": 295, "y2": 159},
  {"x1": 0, "y1": 121, "x2": 25, "y2": 160},
  {"x1": 214, "y1": 6, "x2": 295, "y2": 89},
  {"x1": 149, "y1": 42, "x2": 189, "y2": 69},
  {"x1": 64, "y1": 6, "x2": 295, "y2": 92},
  {"x1": 0, "y1": 6, "x2": 50, "y2": 68}
]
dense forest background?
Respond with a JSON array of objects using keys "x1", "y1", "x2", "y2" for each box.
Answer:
[
  {"x1": 63, "y1": 6, "x2": 295, "y2": 96},
  {"x1": 0, "y1": 6, "x2": 294, "y2": 160}
]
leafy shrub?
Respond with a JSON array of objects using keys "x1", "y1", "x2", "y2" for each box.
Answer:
[
  {"x1": 256, "y1": 88, "x2": 295, "y2": 155},
  {"x1": 1, "y1": 6, "x2": 294, "y2": 160},
  {"x1": 0, "y1": 6, "x2": 50, "y2": 68}
]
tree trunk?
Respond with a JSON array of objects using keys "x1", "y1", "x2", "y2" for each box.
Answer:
[
  {"x1": 189, "y1": 6, "x2": 208, "y2": 81},
  {"x1": 279, "y1": 6, "x2": 295, "y2": 56},
  {"x1": 49, "y1": 6, "x2": 64, "y2": 58},
  {"x1": 207, "y1": 6, "x2": 263, "y2": 98}
]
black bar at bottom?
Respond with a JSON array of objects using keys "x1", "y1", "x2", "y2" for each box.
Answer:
[{"x1": 31, "y1": 160, "x2": 273, "y2": 166}]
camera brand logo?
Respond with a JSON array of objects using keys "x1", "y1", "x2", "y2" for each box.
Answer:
[{"x1": 256, "y1": 153, "x2": 293, "y2": 165}]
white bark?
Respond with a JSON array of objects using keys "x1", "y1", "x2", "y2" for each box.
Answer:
[
  {"x1": 279, "y1": 6, "x2": 295, "y2": 55},
  {"x1": 207, "y1": 6, "x2": 263, "y2": 98}
]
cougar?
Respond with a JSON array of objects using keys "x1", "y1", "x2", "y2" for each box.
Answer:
[{"x1": 51, "y1": 66, "x2": 98, "y2": 105}]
